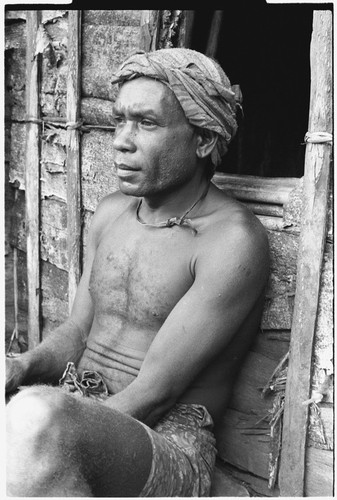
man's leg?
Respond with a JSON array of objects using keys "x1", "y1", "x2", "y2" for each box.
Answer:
[{"x1": 6, "y1": 385, "x2": 152, "y2": 497}]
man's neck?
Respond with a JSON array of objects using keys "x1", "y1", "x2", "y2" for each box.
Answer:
[{"x1": 140, "y1": 177, "x2": 211, "y2": 225}]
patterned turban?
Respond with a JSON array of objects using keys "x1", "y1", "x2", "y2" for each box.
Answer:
[{"x1": 111, "y1": 48, "x2": 242, "y2": 167}]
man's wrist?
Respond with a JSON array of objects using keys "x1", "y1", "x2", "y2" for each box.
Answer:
[{"x1": 16, "y1": 350, "x2": 41, "y2": 384}]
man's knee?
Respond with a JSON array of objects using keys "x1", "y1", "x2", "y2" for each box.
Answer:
[
  {"x1": 6, "y1": 386, "x2": 92, "y2": 496},
  {"x1": 7, "y1": 386, "x2": 69, "y2": 446}
]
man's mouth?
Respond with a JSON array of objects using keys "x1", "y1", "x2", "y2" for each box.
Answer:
[
  {"x1": 115, "y1": 163, "x2": 139, "y2": 172},
  {"x1": 114, "y1": 163, "x2": 140, "y2": 179}
]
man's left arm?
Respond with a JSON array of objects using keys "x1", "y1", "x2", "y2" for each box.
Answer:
[{"x1": 103, "y1": 222, "x2": 269, "y2": 425}]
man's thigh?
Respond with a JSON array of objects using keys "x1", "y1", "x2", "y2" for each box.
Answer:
[{"x1": 7, "y1": 385, "x2": 153, "y2": 497}]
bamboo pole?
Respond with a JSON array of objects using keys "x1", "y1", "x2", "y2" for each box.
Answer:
[
  {"x1": 206, "y1": 10, "x2": 223, "y2": 57},
  {"x1": 66, "y1": 10, "x2": 82, "y2": 312},
  {"x1": 25, "y1": 10, "x2": 41, "y2": 349},
  {"x1": 7, "y1": 189, "x2": 20, "y2": 355},
  {"x1": 279, "y1": 11, "x2": 332, "y2": 496},
  {"x1": 178, "y1": 10, "x2": 195, "y2": 48},
  {"x1": 139, "y1": 10, "x2": 160, "y2": 51}
]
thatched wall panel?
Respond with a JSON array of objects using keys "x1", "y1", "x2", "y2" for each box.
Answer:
[
  {"x1": 9, "y1": 123, "x2": 26, "y2": 189},
  {"x1": 308, "y1": 405, "x2": 333, "y2": 450},
  {"x1": 5, "y1": 124, "x2": 12, "y2": 164},
  {"x1": 81, "y1": 97, "x2": 115, "y2": 125},
  {"x1": 261, "y1": 230, "x2": 298, "y2": 330},
  {"x1": 9, "y1": 191, "x2": 69, "y2": 271},
  {"x1": 82, "y1": 15, "x2": 141, "y2": 100},
  {"x1": 42, "y1": 11, "x2": 68, "y2": 36},
  {"x1": 83, "y1": 10, "x2": 142, "y2": 26},
  {"x1": 41, "y1": 257, "x2": 69, "y2": 335},
  {"x1": 40, "y1": 199, "x2": 68, "y2": 270},
  {"x1": 41, "y1": 67, "x2": 68, "y2": 117},
  {"x1": 5, "y1": 21, "x2": 26, "y2": 50},
  {"x1": 81, "y1": 130, "x2": 119, "y2": 212},
  {"x1": 5, "y1": 49, "x2": 26, "y2": 121},
  {"x1": 5, "y1": 11, "x2": 27, "y2": 21},
  {"x1": 82, "y1": 209, "x2": 94, "y2": 262},
  {"x1": 283, "y1": 177, "x2": 303, "y2": 229},
  {"x1": 9, "y1": 189, "x2": 25, "y2": 251},
  {"x1": 40, "y1": 130, "x2": 67, "y2": 200},
  {"x1": 16, "y1": 249, "x2": 28, "y2": 313},
  {"x1": 267, "y1": 230, "x2": 299, "y2": 294},
  {"x1": 227, "y1": 351, "x2": 277, "y2": 415},
  {"x1": 40, "y1": 15, "x2": 68, "y2": 118},
  {"x1": 261, "y1": 294, "x2": 294, "y2": 330},
  {"x1": 314, "y1": 243, "x2": 333, "y2": 362},
  {"x1": 251, "y1": 330, "x2": 290, "y2": 361},
  {"x1": 216, "y1": 408, "x2": 270, "y2": 480}
]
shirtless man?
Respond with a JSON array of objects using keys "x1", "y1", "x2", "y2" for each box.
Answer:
[{"x1": 6, "y1": 48, "x2": 269, "y2": 497}]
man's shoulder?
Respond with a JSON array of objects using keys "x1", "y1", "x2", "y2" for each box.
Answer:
[
  {"x1": 198, "y1": 188, "x2": 270, "y2": 271},
  {"x1": 96, "y1": 190, "x2": 136, "y2": 214},
  {"x1": 90, "y1": 191, "x2": 137, "y2": 238},
  {"x1": 207, "y1": 188, "x2": 268, "y2": 244}
]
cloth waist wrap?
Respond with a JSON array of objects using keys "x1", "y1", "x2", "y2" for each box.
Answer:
[
  {"x1": 111, "y1": 48, "x2": 242, "y2": 167},
  {"x1": 59, "y1": 362, "x2": 217, "y2": 497},
  {"x1": 59, "y1": 362, "x2": 109, "y2": 401}
]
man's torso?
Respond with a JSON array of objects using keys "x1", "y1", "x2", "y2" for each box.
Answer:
[{"x1": 77, "y1": 186, "x2": 265, "y2": 422}]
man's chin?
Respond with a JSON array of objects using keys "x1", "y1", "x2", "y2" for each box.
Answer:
[{"x1": 118, "y1": 180, "x2": 143, "y2": 197}]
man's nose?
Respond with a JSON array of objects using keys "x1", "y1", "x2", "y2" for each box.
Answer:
[{"x1": 112, "y1": 121, "x2": 137, "y2": 153}]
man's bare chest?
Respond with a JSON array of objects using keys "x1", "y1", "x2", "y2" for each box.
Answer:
[{"x1": 89, "y1": 221, "x2": 196, "y2": 325}]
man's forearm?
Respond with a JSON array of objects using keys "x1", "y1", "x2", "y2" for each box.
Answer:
[
  {"x1": 102, "y1": 379, "x2": 174, "y2": 427},
  {"x1": 20, "y1": 318, "x2": 87, "y2": 385}
]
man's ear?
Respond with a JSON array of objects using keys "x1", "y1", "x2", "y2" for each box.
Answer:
[{"x1": 196, "y1": 129, "x2": 218, "y2": 159}]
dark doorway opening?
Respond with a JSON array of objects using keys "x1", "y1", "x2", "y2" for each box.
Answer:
[{"x1": 190, "y1": 2, "x2": 316, "y2": 178}]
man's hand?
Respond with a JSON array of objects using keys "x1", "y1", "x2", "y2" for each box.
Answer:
[{"x1": 6, "y1": 355, "x2": 29, "y2": 394}]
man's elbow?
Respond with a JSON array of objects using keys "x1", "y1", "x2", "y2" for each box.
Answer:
[{"x1": 133, "y1": 376, "x2": 178, "y2": 425}]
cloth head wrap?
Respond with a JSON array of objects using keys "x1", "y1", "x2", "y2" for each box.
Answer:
[{"x1": 111, "y1": 48, "x2": 242, "y2": 167}]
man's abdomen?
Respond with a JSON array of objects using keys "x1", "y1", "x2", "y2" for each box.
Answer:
[{"x1": 77, "y1": 319, "x2": 153, "y2": 394}]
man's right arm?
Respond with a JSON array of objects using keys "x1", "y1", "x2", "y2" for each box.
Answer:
[{"x1": 6, "y1": 192, "x2": 123, "y2": 393}]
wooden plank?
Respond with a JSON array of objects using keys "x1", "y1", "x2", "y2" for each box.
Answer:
[
  {"x1": 212, "y1": 173, "x2": 299, "y2": 205},
  {"x1": 25, "y1": 10, "x2": 41, "y2": 349},
  {"x1": 211, "y1": 461, "x2": 250, "y2": 497},
  {"x1": 206, "y1": 10, "x2": 223, "y2": 57},
  {"x1": 242, "y1": 201, "x2": 283, "y2": 218},
  {"x1": 177, "y1": 10, "x2": 195, "y2": 48},
  {"x1": 278, "y1": 11, "x2": 332, "y2": 497},
  {"x1": 251, "y1": 331, "x2": 290, "y2": 362},
  {"x1": 139, "y1": 10, "x2": 159, "y2": 51},
  {"x1": 305, "y1": 447, "x2": 333, "y2": 496},
  {"x1": 227, "y1": 351, "x2": 279, "y2": 415},
  {"x1": 66, "y1": 10, "x2": 82, "y2": 312},
  {"x1": 217, "y1": 461, "x2": 280, "y2": 497},
  {"x1": 215, "y1": 408, "x2": 270, "y2": 479}
]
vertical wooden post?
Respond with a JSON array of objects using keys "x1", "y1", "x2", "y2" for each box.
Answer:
[
  {"x1": 177, "y1": 10, "x2": 195, "y2": 48},
  {"x1": 25, "y1": 10, "x2": 41, "y2": 349},
  {"x1": 206, "y1": 10, "x2": 223, "y2": 57},
  {"x1": 66, "y1": 10, "x2": 82, "y2": 312},
  {"x1": 139, "y1": 11, "x2": 160, "y2": 51},
  {"x1": 279, "y1": 10, "x2": 332, "y2": 497}
]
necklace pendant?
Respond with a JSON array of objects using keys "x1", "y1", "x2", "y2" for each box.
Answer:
[{"x1": 166, "y1": 217, "x2": 180, "y2": 227}]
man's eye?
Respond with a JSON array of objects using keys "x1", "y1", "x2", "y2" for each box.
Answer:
[
  {"x1": 113, "y1": 116, "x2": 125, "y2": 125},
  {"x1": 140, "y1": 119, "x2": 155, "y2": 128}
]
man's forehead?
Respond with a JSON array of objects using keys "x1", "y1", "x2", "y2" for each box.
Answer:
[{"x1": 114, "y1": 77, "x2": 181, "y2": 114}]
